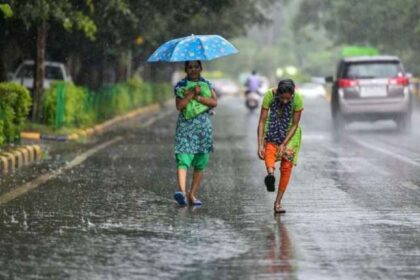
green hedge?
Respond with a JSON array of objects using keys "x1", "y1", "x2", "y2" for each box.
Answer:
[
  {"x1": 43, "y1": 77, "x2": 172, "y2": 129},
  {"x1": 0, "y1": 83, "x2": 31, "y2": 146},
  {"x1": 43, "y1": 82, "x2": 96, "y2": 128}
]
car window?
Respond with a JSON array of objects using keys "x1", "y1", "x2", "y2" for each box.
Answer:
[
  {"x1": 16, "y1": 64, "x2": 65, "y2": 80},
  {"x1": 345, "y1": 62, "x2": 402, "y2": 79},
  {"x1": 16, "y1": 65, "x2": 34, "y2": 78},
  {"x1": 45, "y1": 66, "x2": 64, "y2": 80}
]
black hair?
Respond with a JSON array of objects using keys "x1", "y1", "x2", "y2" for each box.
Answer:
[
  {"x1": 252, "y1": 70, "x2": 257, "y2": 75},
  {"x1": 276, "y1": 79, "x2": 295, "y2": 95},
  {"x1": 184, "y1": 60, "x2": 202, "y2": 71}
]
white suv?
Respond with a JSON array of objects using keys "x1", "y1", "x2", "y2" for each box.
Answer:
[{"x1": 10, "y1": 60, "x2": 72, "y2": 90}]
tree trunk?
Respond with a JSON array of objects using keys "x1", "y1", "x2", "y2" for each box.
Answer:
[
  {"x1": 32, "y1": 21, "x2": 47, "y2": 121},
  {"x1": 126, "y1": 50, "x2": 132, "y2": 81},
  {"x1": 115, "y1": 50, "x2": 127, "y2": 83}
]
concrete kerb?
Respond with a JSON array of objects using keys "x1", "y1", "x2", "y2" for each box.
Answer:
[
  {"x1": 0, "y1": 156, "x2": 8, "y2": 175},
  {"x1": 0, "y1": 152, "x2": 16, "y2": 174},
  {"x1": 20, "y1": 103, "x2": 163, "y2": 143},
  {"x1": 0, "y1": 144, "x2": 43, "y2": 176}
]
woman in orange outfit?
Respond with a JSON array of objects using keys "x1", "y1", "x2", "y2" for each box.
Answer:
[{"x1": 257, "y1": 79, "x2": 303, "y2": 214}]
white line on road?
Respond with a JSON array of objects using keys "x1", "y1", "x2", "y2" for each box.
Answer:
[
  {"x1": 320, "y1": 144, "x2": 391, "y2": 176},
  {"x1": 139, "y1": 108, "x2": 174, "y2": 128},
  {"x1": 0, "y1": 137, "x2": 123, "y2": 206},
  {"x1": 350, "y1": 137, "x2": 420, "y2": 167},
  {"x1": 0, "y1": 108, "x2": 177, "y2": 206},
  {"x1": 401, "y1": 181, "x2": 419, "y2": 190}
]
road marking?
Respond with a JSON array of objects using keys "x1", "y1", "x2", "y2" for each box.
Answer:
[
  {"x1": 401, "y1": 181, "x2": 419, "y2": 190},
  {"x1": 0, "y1": 137, "x2": 123, "y2": 206},
  {"x1": 351, "y1": 137, "x2": 420, "y2": 167},
  {"x1": 138, "y1": 108, "x2": 174, "y2": 128},
  {"x1": 0, "y1": 109, "x2": 175, "y2": 206},
  {"x1": 320, "y1": 145, "x2": 391, "y2": 175}
]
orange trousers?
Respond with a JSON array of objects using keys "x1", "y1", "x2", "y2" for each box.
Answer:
[{"x1": 265, "y1": 142, "x2": 293, "y2": 192}]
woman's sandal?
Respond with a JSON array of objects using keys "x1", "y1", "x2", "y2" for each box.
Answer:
[
  {"x1": 189, "y1": 199, "x2": 203, "y2": 206},
  {"x1": 264, "y1": 174, "x2": 275, "y2": 192},
  {"x1": 187, "y1": 194, "x2": 203, "y2": 206},
  {"x1": 274, "y1": 204, "x2": 286, "y2": 214},
  {"x1": 174, "y1": 192, "x2": 187, "y2": 206}
]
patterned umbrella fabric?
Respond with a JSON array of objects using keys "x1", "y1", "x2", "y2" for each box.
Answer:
[{"x1": 147, "y1": 34, "x2": 238, "y2": 62}]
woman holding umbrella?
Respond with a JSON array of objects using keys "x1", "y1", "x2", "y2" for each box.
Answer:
[
  {"x1": 147, "y1": 34, "x2": 238, "y2": 206},
  {"x1": 173, "y1": 60, "x2": 218, "y2": 206}
]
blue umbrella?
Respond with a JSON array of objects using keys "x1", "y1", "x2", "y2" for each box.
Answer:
[{"x1": 147, "y1": 34, "x2": 238, "y2": 62}]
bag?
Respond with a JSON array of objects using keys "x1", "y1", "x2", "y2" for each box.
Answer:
[{"x1": 177, "y1": 81, "x2": 212, "y2": 120}]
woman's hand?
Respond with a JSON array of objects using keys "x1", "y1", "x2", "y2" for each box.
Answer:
[
  {"x1": 184, "y1": 90, "x2": 195, "y2": 100},
  {"x1": 258, "y1": 145, "x2": 265, "y2": 160},
  {"x1": 176, "y1": 89, "x2": 195, "y2": 111},
  {"x1": 194, "y1": 85, "x2": 201, "y2": 95},
  {"x1": 278, "y1": 143, "x2": 286, "y2": 155}
]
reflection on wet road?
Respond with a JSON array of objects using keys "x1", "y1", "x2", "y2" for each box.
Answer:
[{"x1": 0, "y1": 96, "x2": 419, "y2": 279}]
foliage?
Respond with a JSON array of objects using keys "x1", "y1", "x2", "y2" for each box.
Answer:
[
  {"x1": 1, "y1": 0, "x2": 276, "y2": 84},
  {"x1": 42, "y1": 79, "x2": 172, "y2": 130},
  {"x1": 43, "y1": 82, "x2": 95, "y2": 128},
  {"x1": 0, "y1": 82, "x2": 31, "y2": 145},
  {"x1": 0, "y1": 4, "x2": 13, "y2": 18},
  {"x1": 0, "y1": 0, "x2": 280, "y2": 92},
  {"x1": 208, "y1": 0, "x2": 342, "y2": 81},
  {"x1": 7, "y1": 0, "x2": 97, "y2": 39},
  {"x1": 294, "y1": 0, "x2": 420, "y2": 74}
]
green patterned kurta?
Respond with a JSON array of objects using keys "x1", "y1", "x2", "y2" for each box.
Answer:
[
  {"x1": 174, "y1": 78, "x2": 214, "y2": 154},
  {"x1": 262, "y1": 89, "x2": 304, "y2": 165}
]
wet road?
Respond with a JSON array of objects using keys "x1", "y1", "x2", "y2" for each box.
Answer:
[{"x1": 1, "y1": 95, "x2": 420, "y2": 279}]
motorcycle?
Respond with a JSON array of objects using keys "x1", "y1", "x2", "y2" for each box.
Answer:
[{"x1": 245, "y1": 91, "x2": 261, "y2": 112}]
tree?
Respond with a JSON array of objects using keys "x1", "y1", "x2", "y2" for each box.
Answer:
[
  {"x1": 294, "y1": 0, "x2": 420, "y2": 74},
  {"x1": 0, "y1": 4, "x2": 13, "y2": 18},
  {"x1": 2, "y1": 0, "x2": 276, "y2": 91},
  {"x1": 5, "y1": 0, "x2": 97, "y2": 121},
  {"x1": 46, "y1": 0, "x2": 276, "y2": 85}
]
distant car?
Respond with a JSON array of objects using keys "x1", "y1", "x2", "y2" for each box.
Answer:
[
  {"x1": 297, "y1": 83, "x2": 326, "y2": 99},
  {"x1": 210, "y1": 78, "x2": 240, "y2": 96},
  {"x1": 10, "y1": 60, "x2": 72, "y2": 90},
  {"x1": 326, "y1": 56, "x2": 412, "y2": 131}
]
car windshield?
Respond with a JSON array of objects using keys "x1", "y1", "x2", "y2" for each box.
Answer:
[
  {"x1": 45, "y1": 66, "x2": 64, "y2": 80},
  {"x1": 345, "y1": 62, "x2": 402, "y2": 79},
  {"x1": 16, "y1": 65, "x2": 34, "y2": 78}
]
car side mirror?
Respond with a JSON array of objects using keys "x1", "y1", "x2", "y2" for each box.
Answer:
[{"x1": 325, "y1": 76, "x2": 334, "y2": 83}]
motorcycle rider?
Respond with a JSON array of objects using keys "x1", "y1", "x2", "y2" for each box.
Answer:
[{"x1": 245, "y1": 70, "x2": 262, "y2": 96}]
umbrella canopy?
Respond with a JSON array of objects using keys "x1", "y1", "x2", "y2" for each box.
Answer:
[{"x1": 147, "y1": 34, "x2": 238, "y2": 62}]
